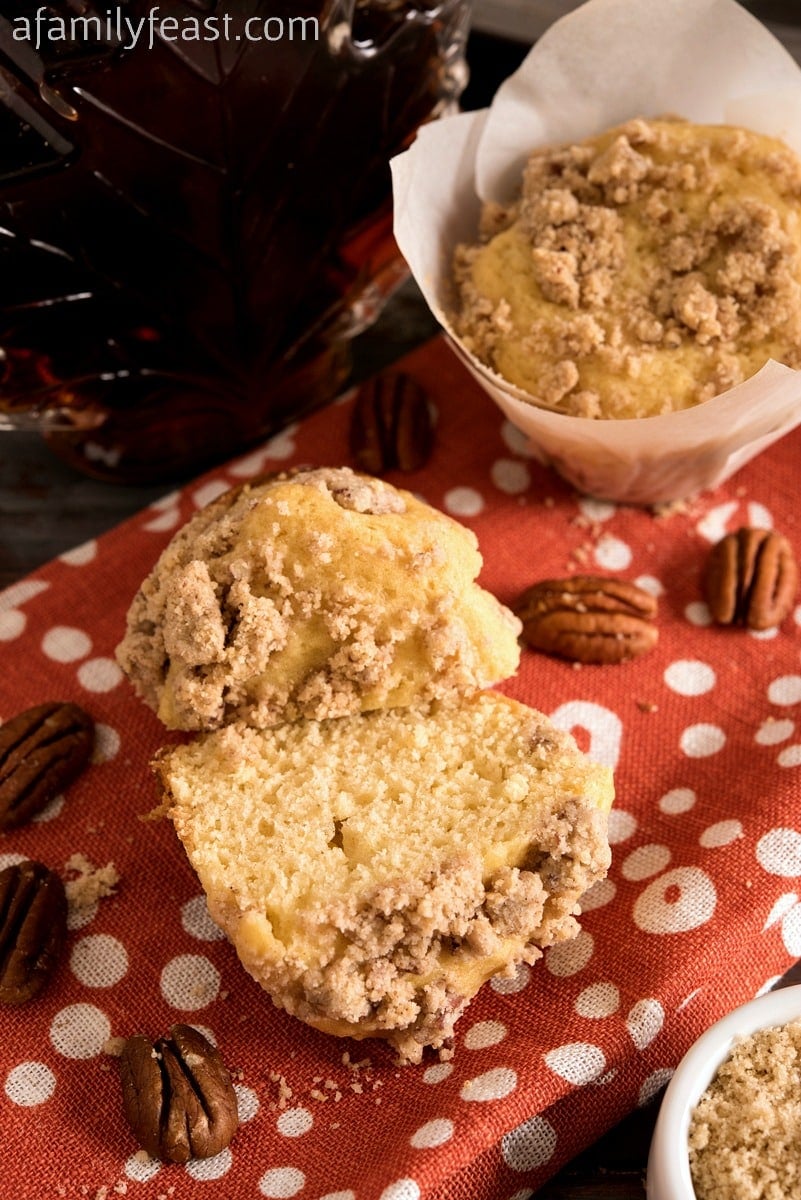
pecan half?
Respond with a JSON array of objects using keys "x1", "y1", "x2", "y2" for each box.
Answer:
[
  {"x1": 0, "y1": 860, "x2": 67, "y2": 1004},
  {"x1": 704, "y1": 527, "x2": 798, "y2": 630},
  {"x1": 515, "y1": 575, "x2": 658, "y2": 664},
  {"x1": 119, "y1": 1025, "x2": 239, "y2": 1163},
  {"x1": 0, "y1": 701, "x2": 94, "y2": 831},
  {"x1": 349, "y1": 372, "x2": 434, "y2": 473}
]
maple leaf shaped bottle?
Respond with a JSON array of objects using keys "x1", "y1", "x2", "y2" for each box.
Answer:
[{"x1": 0, "y1": 0, "x2": 470, "y2": 481}]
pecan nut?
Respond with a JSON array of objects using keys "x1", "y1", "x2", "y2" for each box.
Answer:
[
  {"x1": 349, "y1": 372, "x2": 434, "y2": 474},
  {"x1": 0, "y1": 701, "x2": 94, "y2": 830},
  {"x1": 703, "y1": 527, "x2": 798, "y2": 630},
  {"x1": 515, "y1": 575, "x2": 658, "y2": 664},
  {"x1": 0, "y1": 860, "x2": 67, "y2": 1005},
  {"x1": 119, "y1": 1024, "x2": 239, "y2": 1163}
]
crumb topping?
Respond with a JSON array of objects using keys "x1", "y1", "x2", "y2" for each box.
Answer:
[
  {"x1": 64, "y1": 853, "x2": 119, "y2": 915},
  {"x1": 452, "y1": 118, "x2": 801, "y2": 418},
  {"x1": 116, "y1": 467, "x2": 520, "y2": 732}
]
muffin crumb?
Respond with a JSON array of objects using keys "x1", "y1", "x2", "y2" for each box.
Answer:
[{"x1": 64, "y1": 853, "x2": 119, "y2": 913}]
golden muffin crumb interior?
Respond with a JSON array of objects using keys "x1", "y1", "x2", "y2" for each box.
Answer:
[{"x1": 158, "y1": 691, "x2": 614, "y2": 1063}]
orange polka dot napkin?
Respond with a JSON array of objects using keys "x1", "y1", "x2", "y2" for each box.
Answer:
[{"x1": 3, "y1": 336, "x2": 801, "y2": 1200}]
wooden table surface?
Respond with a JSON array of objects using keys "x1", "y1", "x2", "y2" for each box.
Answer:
[{"x1": 3, "y1": 24, "x2": 801, "y2": 1195}]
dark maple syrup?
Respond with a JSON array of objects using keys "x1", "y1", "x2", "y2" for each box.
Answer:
[{"x1": 0, "y1": 0, "x2": 469, "y2": 481}]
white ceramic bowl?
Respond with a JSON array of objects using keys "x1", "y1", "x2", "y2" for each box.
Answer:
[{"x1": 646, "y1": 983, "x2": 801, "y2": 1199}]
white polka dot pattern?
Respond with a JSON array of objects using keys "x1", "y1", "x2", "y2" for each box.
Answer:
[
  {"x1": 235, "y1": 1085, "x2": 260, "y2": 1123},
  {"x1": 500, "y1": 420, "x2": 531, "y2": 457},
  {"x1": 423, "y1": 1063, "x2": 454, "y2": 1085},
  {"x1": 545, "y1": 931, "x2": 594, "y2": 977},
  {"x1": 160, "y1": 954, "x2": 221, "y2": 1010},
  {"x1": 684, "y1": 601, "x2": 712, "y2": 626},
  {"x1": 50, "y1": 1004, "x2": 110, "y2": 1059},
  {"x1": 4, "y1": 1062, "x2": 56, "y2": 1107},
  {"x1": 193, "y1": 479, "x2": 230, "y2": 509},
  {"x1": 41, "y1": 626, "x2": 92, "y2": 663},
  {"x1": 185, "y1": 1148, "x2": 232, "y2": 1180},
  {"x1": 756, "y1": 828, "x2": 801, "y2": 876},
  {"x1": 575, "y1": 983, "x2": 620, "y2": 1018},
  {"x1": 502, "y1": 1116, "x2": 558, "y2": 1170},
  {"x1": 625, "y1": 999, "x2": 664, "y2": 1050},
  {"x1": 699, "y1": 821, "x2": 742, "y2": 849},
  {"x1": 463, "y1": 1020, "x2": 507, "y2": 1050},
  {"x1": 550, "y1": 701, "x2": 622, "y2": 769},
  {"x1": 659, "y1": 788, "x2": 696, "y2": 815},
  {"x1": 764, "y1": 894, "x2": 798, "y2": 929},
  {"x1": 664, "y1": 660, "x2": 716, "y2": 696},
  {"x1": 443, "y1": 486, "x2": 484, "y2": 517},
  {"x1": 578, "y1": 498, "x2": 615, "y2": 523},
  {"x1": 460, "y1": 1069, "x2": 517, "y2": 1102},
  {"x1": 638, "y1": 1069, "x2": 674, "y2": 1107},
  {"x1": 756, "y1": 718, "x2": 794, "y2": 745},
  {"x1": 69, "y1": 934, "x2": 128, "y2": 987},
  {"x1": 633, "y1": 868, "x2": 717, "y2": 934},
  {"x1": 544, "y1": 1043, "x2": 606, "y2": 1085},
  {"x1": 5, "y1": 338, "x2": 801, "y2": 1200},
  {"x1": 621, "y1": 844, "x2": 671, "y2": 882},
  {"x1": 490, "y1": 963, "x2": 531, "y2": 993},
  {"x1": 577, "y1": 878, "x2": 617, "y2": 911},
  {"x1": 259, "y1": 1167, "x2": 306, "y2": 1198},
  {"x1": 410, "y1": 1119, "x2": 454, "y2": 1148},
  {"x1": 768, "y1": 676, "x2": 801, "y2": 706},
  {"x1": 77, "y1": 657, "x2": 123, "y2": 692},
  {"x1": 181, "y1": 895, "x2": 226, "y2": 942},
  {"x1": 125, "y1": 1154, "x2": 161, "y2": 1182},
  {"x1": 0, "y1": 609, "x2": 26, "y2": 640},
  {"x1": 607, "y1": 810, "x2": 637, "y2": 844},
  {"x1": 593, "y1": 533, "x2": 631, "y2": 570},
  {"x1": 276, "y1": 1108, "x2": 314, "y2": 1138},
  {"x1": 679, "y1": 724, "x2": 726, "y2": 757},
  {"x1": 491, "y1": 458, "x2": 530, "y2": 495},
  {"x1": 380, "y1": 1180, "x2": 421, "y2": 1200},
  {"x1": 780, "y1": 906, "x2": 801, "y2": 955},
  {"x1": 59, "y1": 540, "x2": 98, "y2": 566},
  {"x1": 92, "y1": 723, "x2": 121, "y2": 762}
]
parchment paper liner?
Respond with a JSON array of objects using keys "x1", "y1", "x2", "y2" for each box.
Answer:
[{"x1": 391, "y1": 0, "x2": 801, "y2": 505}]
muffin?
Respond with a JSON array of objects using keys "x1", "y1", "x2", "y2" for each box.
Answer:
[
  {"x1": 116, "y1": 467, "x2": 521, "y2": 731},
  {"x1": 452, "y1": 117, "x2": 801, "y2": 419},
  {"x1": 156, "y1": 691, "x2": 614, "y2": 1063}
]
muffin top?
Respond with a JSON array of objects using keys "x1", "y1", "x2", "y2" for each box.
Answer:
[
  {"x1": 116, "y1": 467, "x2": 521, "y2": 731},
  {"x1": 452, "y1": 117, "x2": 801, "y2": 418}
]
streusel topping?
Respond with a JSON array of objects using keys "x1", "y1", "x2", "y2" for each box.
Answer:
[
  {"x1": 116, "y1": 467, "x2": 521, "y2": 731},
  {"x1": 452, "y1": 118, "x2": 801, "y2": 418}
]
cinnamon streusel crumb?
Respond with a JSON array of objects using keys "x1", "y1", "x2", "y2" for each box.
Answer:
[
  {"x1": 452, "y1": 118, "x2": 801, "y2": 418},
  {"x1": 116, "y1": 467, "x2": 521, "y2": 732}
]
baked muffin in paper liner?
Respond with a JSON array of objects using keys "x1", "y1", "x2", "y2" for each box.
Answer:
[{"x1": 391, "y1": 0, "x2": 801, "y2": 504}]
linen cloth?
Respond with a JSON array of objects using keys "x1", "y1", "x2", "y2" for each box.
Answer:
[{"x1": 2, "y1": 336, "x2": 801, "y2": 1200}]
